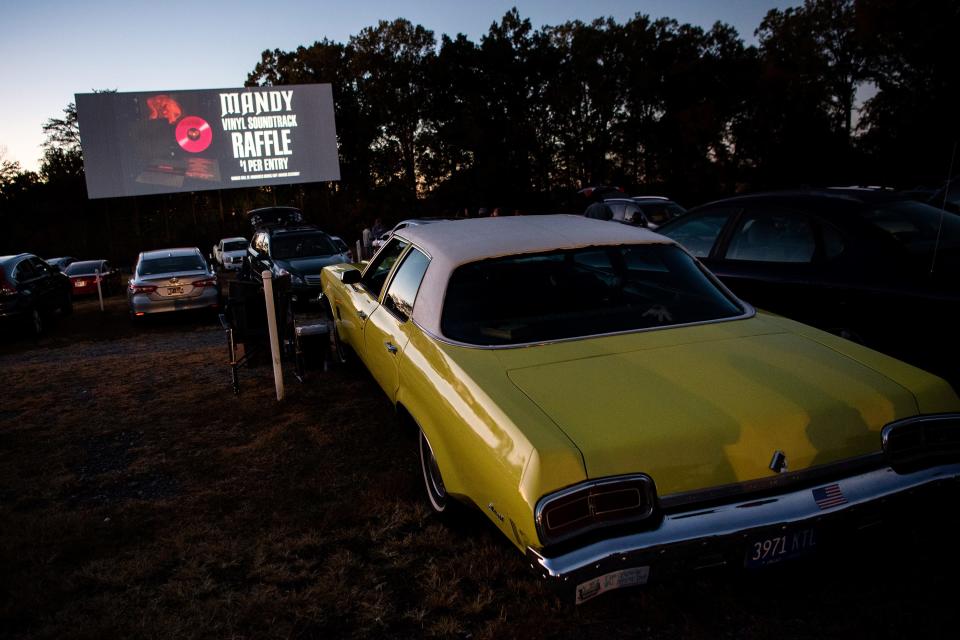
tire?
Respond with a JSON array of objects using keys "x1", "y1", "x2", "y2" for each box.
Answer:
[
  {"x1": 419, "y1": 429, "x2": 448, "y2": 513},
  {"x1": 325, "y1": 301, "x2": 352, "y2": 365},
  {"x1": 28, "y1": 308, "x2": 42, "y2": 337}
]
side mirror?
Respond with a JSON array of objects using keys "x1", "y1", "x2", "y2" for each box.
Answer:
[{"x1": 341, "y1": 268, "x2": 361, "y2": 285}]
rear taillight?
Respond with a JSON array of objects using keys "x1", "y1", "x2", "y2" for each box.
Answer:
[
  {"x1": 193, "y1": 277, "x2": 218, "y2": 288},
  {"x1": 536, "y1": 475, "x2": 657, "y2": 545},
  {"x1": 129, "y1": 283, "x2": 157, "y2": 294},
  {"x1": 0, "y1": 267, "x2": 16, "y2": 296}
]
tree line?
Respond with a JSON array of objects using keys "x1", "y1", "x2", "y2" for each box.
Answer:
[{"x1": 1, "y1": 0, "x2": 957, "y2": 265}]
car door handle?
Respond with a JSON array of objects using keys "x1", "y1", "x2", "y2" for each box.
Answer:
[
  {"x1": 358, "y1": 310, "x2": 367, "y2": 320},
  {"x1": 384, "y1": 341, "x2": 398, "y2": 354}
]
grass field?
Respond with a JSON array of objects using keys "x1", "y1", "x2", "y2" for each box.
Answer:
[{"x1": 1, "y1": 295, "x2": 958, "y2": 639}]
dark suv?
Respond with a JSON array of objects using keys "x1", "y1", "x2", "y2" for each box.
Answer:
[
  {"x1": 244, "y1": 207, "x2": 351, "y2": 304},
  {"x1": 0, "y1": 253, "x2": 73, "y2": 336}
]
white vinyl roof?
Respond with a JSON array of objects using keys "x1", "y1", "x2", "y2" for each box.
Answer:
[{"x1": 395, "y1": 214, "x2": 673, "y2": 337}]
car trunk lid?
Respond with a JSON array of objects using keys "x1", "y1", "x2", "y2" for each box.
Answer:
[{"x1": 501, "y1": 319, "x2": 918, "y2": 496}]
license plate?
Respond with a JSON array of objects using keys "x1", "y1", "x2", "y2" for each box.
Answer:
[
  {"x1": 166, "y1": 286, "x2": 184, "y2": 295},
  {"x1": 73, "y1": 280, "x2": 86, "y2": 287},
  {"x1": 575, "y1": 566, "x2": 649, "y2": 604},
  {"x1": 745, "y1": 528, "x2": 816, "y2": 568}
]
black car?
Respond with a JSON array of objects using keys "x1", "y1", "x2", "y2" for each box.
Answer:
[
  {"x1": 657, "y1": 188, "x2": 960, "y2": 380},
  {"x1": 244, "y1": 207, "x2": 351, "y2": 304},
  {"x1": 0, "y1": 254, "x2": 73, "y2": 336}
]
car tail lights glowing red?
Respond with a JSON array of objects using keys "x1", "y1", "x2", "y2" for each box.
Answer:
[
  {"x1": 129, "y1": 283, "x2": 157, "y2": 294},
  {"x1": 0, "y1": 268, "x2": 16, "y2": 296}
]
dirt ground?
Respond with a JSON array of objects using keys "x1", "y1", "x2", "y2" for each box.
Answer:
[{"x1": 1, "y1": 295, "x2": 959, "y2": 639}]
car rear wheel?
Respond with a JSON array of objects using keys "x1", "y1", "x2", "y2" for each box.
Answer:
[
  {"x1": 419, "y1": 429, "x2": 448, "y2": 513},
  {"x1": 28, "y1": 308, "x2": 42, "y2": 337}
]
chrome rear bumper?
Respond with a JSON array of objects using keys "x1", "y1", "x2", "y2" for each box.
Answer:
[{"x1": 527, "y1": 463, "x2": 960, "y2": 598}]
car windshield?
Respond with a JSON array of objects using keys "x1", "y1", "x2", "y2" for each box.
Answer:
[
  {"x1": 223, "y1": 241, "x2": 247, "y2": 252},
  {"x1": 860, "y1": 200, "x2": 960, "y2": 252},
  {"x1": 441, "y1": 244, "x2": 744, "y2": 346},
  {"x1": 65, "y1": 261, "x2": 104, "y2": 276},
  {"x1": 139, "y1": 255, "x2": 206, "y2": 275},
  {"x1": 271, "y1": 233, "x2": 336, "y2": 259}
]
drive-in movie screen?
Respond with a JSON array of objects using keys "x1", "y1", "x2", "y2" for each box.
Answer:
[
  {"x1": 2, "y1": 1, "x2": 959, "y2": 639},
  {"x1": 77, "y1": 84, "x2": 339, "y2": 198}
]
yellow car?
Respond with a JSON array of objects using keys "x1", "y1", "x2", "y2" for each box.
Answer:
[{"x1": 321, "y1": 215, "x2": 960, "y2": 603}]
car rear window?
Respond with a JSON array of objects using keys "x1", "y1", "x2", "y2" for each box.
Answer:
[
  {"x1": 860, "y1": 200, "x2": 960, "y2": 252},
  {"x1": 139, "y1": 255, "x2": 206, "y2": 275},
  {"x1": 65, "y1": 261, "x2": 103, "y2": 276},
  {"x1": 441, "y1": 244, "x2": 744, "y2": 345},
  {"x1": 271, "y1": 233, "x2": 336, "y2": 259},
  {"x1": 223, "y1": 241, "x2": 247, "y2": 252}
]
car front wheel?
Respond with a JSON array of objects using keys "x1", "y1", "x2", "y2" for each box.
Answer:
[{"x1": 419, "y1": 429, "x2": 448, "y2": 513}]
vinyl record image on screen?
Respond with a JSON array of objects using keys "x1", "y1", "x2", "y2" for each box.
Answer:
[{"x1": 175, "y1": 116, "x2": 213, "y2": 153}]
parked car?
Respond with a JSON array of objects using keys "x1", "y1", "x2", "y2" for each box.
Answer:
[
  {"x1": 603, "y1": 196, "x2": 687, "y2": 229},
  {"x1": 245, "y1": 209, "x2": 351, "y2": 304},
  {"x1": 64, "y1": 259, "x2": 122, "y2": 296},
  {"x1": 371, "y1": 218, "x2": 454, "y2": 250},
  {"x1": 330, "y1": 235, "x2": 353, "y2": 261},
  {"x1": 0, "y1": 253, "x2": 72, "y2": 336},
  {"x1": 45, "y1": 256, "x2": 76, "y2": 272},
  {"x1": 127, "y1": 248, "x2": 219, "y2": 318},
  {"x1": 212, "y1": 237, "x2": 249, "y2": 271},
  {"x1": 656, "y1": 188, "x2": 960, "y2": 379},
  {"x1": 321, "y1": 214, "x2": 960, "y2": 603}
]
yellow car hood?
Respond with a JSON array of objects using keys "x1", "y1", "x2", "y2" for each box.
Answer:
[{"x1": 503, "y1": 319, "x2": 920, "y2": 497}]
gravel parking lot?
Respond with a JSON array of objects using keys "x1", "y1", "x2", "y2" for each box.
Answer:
[{"x1": 1, "y1": 296, "x2": 959, "y2": 639}]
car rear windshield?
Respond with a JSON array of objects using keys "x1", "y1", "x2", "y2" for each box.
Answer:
[
  {"x1": 271, "y1": 233, "x2": 336, "y2": 259},
  {"x1": 139, "y1": 255, "x2": 206, "y2": 275},
  {"x1": 223, "y1": 241, "x2": 247, "y2": 252},
  {"x1": 441, "y1": 244, "x2": 744, "y2": 345},
  {"x1": 64, "y1": 261, "x2": 103, "y2": 276},
  {"x1": 860, "y1": 200, "x2": 960, "y2": 252}
]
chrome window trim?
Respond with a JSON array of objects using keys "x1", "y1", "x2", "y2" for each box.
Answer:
[
  {"x1": 534, "y1": 474, "x2": 657, "y2": 546},
  {"x1": 414, "y1": 304, "x2": 756, "y2": 351}
]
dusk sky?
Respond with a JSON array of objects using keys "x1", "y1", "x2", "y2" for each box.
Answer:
[{"x1": 1, "y1": 1, "x2": 798, "y2": 172}]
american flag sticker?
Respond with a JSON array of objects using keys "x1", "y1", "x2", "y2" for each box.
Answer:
[{"x1": 812, "y1": 484, "x2": 848, "y2": 510}]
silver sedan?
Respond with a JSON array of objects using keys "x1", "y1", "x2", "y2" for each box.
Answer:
[{"x1": 128, "y1": 247, "x2": 219, "y2": 318}]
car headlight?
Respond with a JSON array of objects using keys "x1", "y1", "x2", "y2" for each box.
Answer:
[
  {"x1": 535, "y1": 474, "x2": 657, "y2": 546},
  {"x1": 289, "y1": 273, "x2": 305, "y2": 285}
]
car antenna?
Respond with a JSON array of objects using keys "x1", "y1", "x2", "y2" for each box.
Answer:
[{"x1": 930, "y1": 140, "x2": 957, "y2": 276}]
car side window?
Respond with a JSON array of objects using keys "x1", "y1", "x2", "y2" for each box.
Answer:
[
  {"x1": 660, "y1": 210, "x2": 734, "y2": 258},
  {"x1": 622, "y1": 204, "x2": 643, "y2": 225},
  {"x1": 725, "y1": 210, "x2": 816, "y2": 263},
  {"x1": 28, "y1": 257, "x2": 51, "y2": 274},
  {"x1": 383, "y1": 248, "x2": 430, "y2": 321},
  {"x1": 361, "y1": 238, "x2": 409, "y2": 299},
  {"x1": 14, "y1": 260, "x2": 37, "y2": 281},
  {"x1": 607, "y1": 202, "x2": 627, "y2": 221}
]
